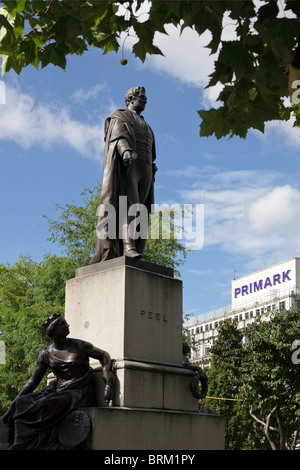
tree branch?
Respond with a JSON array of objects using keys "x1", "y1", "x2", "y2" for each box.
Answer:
[
  {"x1": 249, "y1": 405, "x2": 279, "y2": 450},
  {"x1": 237, "y1": 16, "x2": 258, "y2": 69},
  {"x1": 291, "y1": 424, "x2": 300, "y2": 451},
  {"x1": 40, "y1": 0, "x2": 56, "y2": 19}
]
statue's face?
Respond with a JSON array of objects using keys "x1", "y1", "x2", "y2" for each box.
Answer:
[
  {"x1": 54, "y1": 318, "x2": 70, "y2": 338},
  {"x1": 130, "y1": 91, "x2": 147, "y2": 113}
]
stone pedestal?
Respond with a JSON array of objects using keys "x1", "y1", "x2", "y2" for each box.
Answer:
[
  {"x1": 81, "y1": 407, "x2": 225, "y2": 450},
  {"x1": 66, "y1": 257, "x2": 182, "y2": 365},
  {"x1": 65, "y1": 257, "x2": 225, "y2": 449}
]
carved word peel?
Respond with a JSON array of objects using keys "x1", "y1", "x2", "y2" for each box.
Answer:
[{"x1": 140, "y1": 310, "x2": 168, "y2": 323}]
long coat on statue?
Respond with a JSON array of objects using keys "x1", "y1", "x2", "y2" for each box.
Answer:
[{"x1": 92, "y1": 108, "x2": 156, "y2": 262}]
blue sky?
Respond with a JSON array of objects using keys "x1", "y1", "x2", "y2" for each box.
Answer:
[{"x1": 1, "y1": 13, "x2": 300, "y2": 319}]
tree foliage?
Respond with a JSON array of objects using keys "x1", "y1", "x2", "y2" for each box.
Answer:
[
  {"x1": 209, "y1": 312, "x2": 300, "y2": 450},
  {"x1": 204, "y1": 360, "x2": 264, "y2": 450},
  {"x1": 1, "y1": 1, "x2": 300, "y2": 139}
]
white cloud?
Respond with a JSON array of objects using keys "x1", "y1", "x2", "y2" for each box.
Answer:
[
  {"x1": 248, "y1": 185, "x2": 300, "y2": 232},
  {"x1": 260, "y1": 117, "x2": 300, "y2": 148},
  {"x1": 141, "y1": 12, "x2": 237, "y2": 106},
  {"x1": 71, "y1": 83, "x2": 107, "y2": 103},
  {"x1": 147, "y1": 26, "x2": 214, "y2": 88},
  {"x1": 175, "y1": 166, "x2": 300, "y2": 261},
  {"x1": 0, "y1": 85, "x2": 105, "y2": 159}
]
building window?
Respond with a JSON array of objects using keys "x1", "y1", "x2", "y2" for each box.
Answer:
[
  {"x1": 250, "y1": 311, "x2": 253, "y2": 318},
  {"x1": 245, "y1": 312, "x2": 249, "y2": 319},
  {"x1": 279, "y1": 301, "x2": 285, "y2": 311},
  {"x1": 205, "y1": 324, "x2": 208, "y2": 331},
  {"x1": 196, "y1": 327, "x2": 199, "y2": 334},
  {"x1": 256, "y1": 309, "x2": 260, "y2": 316},
  {"x1": 239, "y1": 314, "x2": 243, "y2": 321},
  {"x1": 214, "y1": 321, "x2": 218, "y2": 328}
]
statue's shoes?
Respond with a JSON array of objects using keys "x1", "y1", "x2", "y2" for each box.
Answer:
[{"x1": 123, "y1": 249, "x2": 141, "y2": 259}]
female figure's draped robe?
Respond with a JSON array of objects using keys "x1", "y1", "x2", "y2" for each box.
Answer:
[{"x1": 4, "y1": 347, "x2": 95, "y2": 450}]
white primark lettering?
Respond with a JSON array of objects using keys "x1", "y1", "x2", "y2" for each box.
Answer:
[
  {"x1": 148, "y1": 454, "x2": 195, "y2": 464},
  {"x1": 104, "y1": 454, "x2": 139, "y2": 467}
]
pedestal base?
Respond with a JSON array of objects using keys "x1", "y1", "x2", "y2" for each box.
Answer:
[
  {"x1": 82, "y1": 407, "x2": 225, "y2": 450},
  {"x1": 111, "y1": 360, "x2": 199, "y2": 411},
  {"x1": 65, "y1": 257, "x2": 197, "y2": 411}
]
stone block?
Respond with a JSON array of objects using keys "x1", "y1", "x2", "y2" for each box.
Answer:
[
  {"x1": 65, "y1": 257, "x2": 183, "y2": 366},
  {"x1": 81, "y1": 407, "x2": 225, "y2": 450},
  {"x1": 112, "y1": 360, "x2": 199, "y2": 411}
]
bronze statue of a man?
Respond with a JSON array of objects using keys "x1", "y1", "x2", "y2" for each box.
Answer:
[
  {"x1": 90, "y1": 86, "x2": 157, "y2": 264},
  {"x1": 1, "y1": 313, "x2": 115, "y2": 450}
]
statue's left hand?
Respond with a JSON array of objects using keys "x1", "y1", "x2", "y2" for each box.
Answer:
[
  {"x1": 103, "y1": 368, "x2": 115, "y2": 387},
  {"x1": 102, "y1": 369, "x2": 115, "y2": 403},
  {"x1": 104, "y1": 383, "x2": 114, "y2": 403}
]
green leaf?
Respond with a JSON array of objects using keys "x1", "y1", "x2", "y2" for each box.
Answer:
[
  {"x1": 257, "y1": 1, "x2": 279, "y2": 22},
  {"x1": 40, "y1": 43, "x2": 67, "y2": 69},
  {"x1": 132, "y1": 40, "x2": 163, "y2": 63},
  {"x1": 199, "y1": 108, "x2": 232, "y2": 139}
]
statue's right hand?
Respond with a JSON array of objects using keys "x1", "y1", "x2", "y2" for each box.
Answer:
[{"x1": 122, "y1": 151, "x2": 133, "y2": 166}]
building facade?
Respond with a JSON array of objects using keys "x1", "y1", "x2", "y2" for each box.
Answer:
[{"x1": 186, "y1": 258, "x2": 300, "y2": 367}]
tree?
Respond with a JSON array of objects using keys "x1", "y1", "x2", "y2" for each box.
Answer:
[
  {"x1": 204, "y1": 360, "x2": 264, "y2": 450},
  {"x1": 240, "y1": 310, "x2": 300, "y2": 450},
  {"x1": 1, "y1": 1, "x2": 300, "y2": 139},
  {"x1": 209, "y1": 313, "x2": 300, "y2": 450},
  {"x1": 44, "y1": 185, "x2": 102, "y2": 267},
  {"x1": 204, "y1": 318, "x2": 265, "y2": 450}
]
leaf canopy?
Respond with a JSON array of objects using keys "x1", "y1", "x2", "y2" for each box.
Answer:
[{"x1": 0, "y1": 1, "x2": 300, "y2": 138}]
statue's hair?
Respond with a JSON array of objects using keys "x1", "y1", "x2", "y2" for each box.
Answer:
[
  {"x1": 46, "y1": 318, "x2": 62, "y2": 338},
  {"x1": 182, "y1": 341, "x2": 191, "y2": 356},
  {"x1": 124, "y1": 87, "x2": 146, "y2": 105},
  {"x1": 43, "y1": 313, "x2": 64, "y2": 338}
]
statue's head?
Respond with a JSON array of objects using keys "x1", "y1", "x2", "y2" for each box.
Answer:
[
  {"x1": 182, "y1": 341, "x2": 191, "y2": 356},
  {"x1": 124, "y1": 87, "x2": 147, "y2": 114},
  {"x1": 43, "y1": 313, "x2": 67, "y2": 338},
  {"x1": 124, "y1": 86, "x2": 146, "y2": 105}
]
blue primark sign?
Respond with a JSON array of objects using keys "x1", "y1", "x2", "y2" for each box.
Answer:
[{"x1": 234, "y1": 270, "x2": 292, "y2": 299}]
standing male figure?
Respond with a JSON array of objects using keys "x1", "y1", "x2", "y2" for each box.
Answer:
[{"x1": 90, "y1": 86, "x2": 157, "y2": 264}]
